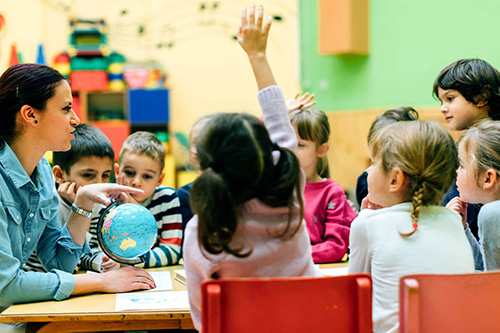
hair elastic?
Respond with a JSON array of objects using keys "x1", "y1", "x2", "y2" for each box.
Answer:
[{"x1": 209, "y1": 161, "x2": 223, "y2": 173}]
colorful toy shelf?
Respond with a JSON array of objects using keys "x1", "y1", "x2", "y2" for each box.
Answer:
[{"x1": 73, "y1": 88, "x2": 170, "y2": 153}]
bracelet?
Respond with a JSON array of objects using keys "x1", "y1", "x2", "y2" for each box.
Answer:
[{"x1": 71, "y1": 203, "x2": 93, "y2": 218}]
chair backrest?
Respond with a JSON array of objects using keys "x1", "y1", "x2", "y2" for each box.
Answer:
[
  {"x1": 399, "y1": 271, "x2": 500, "y2": 333},
  {"x1": 201, "y1": 274, "x2": 372, "y2": 333}
]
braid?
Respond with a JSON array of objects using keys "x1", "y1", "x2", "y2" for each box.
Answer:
[{"x1": 399, "y1": 185, "x2": 424, "y2": 238}]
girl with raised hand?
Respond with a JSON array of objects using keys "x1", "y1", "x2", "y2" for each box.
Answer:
[
  {"x1": 348, "y1": 120, "x2": 474, "y2": 332},
  {"x1": 289, "y1": 107, "x2": 356, "y2": 263},
  {"x1": 183, "y1": 4, "x2": 321, "y2": 331},
  {"x1": 0, "y1": 64, "x2": 155, "y2": 310}
]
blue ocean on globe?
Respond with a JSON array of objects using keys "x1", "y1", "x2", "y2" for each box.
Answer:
[{"x1": 100, "y1": 203, "x2": 157, "y2": 259}]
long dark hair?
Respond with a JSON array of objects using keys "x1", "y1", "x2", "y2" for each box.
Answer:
[
  {"x1": 0, "y1": 64, "x2": 65, "y2": 148},
  {"x1": 190, "y1": 113, "x2": 303, "y2": 257}
]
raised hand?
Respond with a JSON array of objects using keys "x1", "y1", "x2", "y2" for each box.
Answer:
[
  {"x1": 237, "y1": 4, "x2": 276, "y2": 91},
  {"x1": 287, "y1": 92, "x2": 317, "y2": 112},
  {"x1": 237, "y1": 4, "x2": 272, "y2": 57}
]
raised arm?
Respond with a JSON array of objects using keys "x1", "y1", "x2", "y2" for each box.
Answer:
[
  {"x1": 238, "y1": 4, "x2": 297, "y2": 153},
  {"x1": 238, "y1": 4, "x2": 275, "y2": 91}
]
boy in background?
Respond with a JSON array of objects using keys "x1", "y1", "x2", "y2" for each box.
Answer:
[
  {"x1": 112, "y1": 131, "x2": 182, "y2": 267},
  {"x1": 24, "y1": 124, "x2": 118, "y2": 272}
]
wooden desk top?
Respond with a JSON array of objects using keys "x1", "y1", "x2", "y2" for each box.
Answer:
[{"x1": 0, "y1": 265, "x2": 190, "y2": 324}]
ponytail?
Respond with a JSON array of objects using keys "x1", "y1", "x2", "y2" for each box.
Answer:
[
  {"x1": 257, "y1": 145, "x2": 304, "y2": 240},
  {"x1": 191, "y1": 164, "x2": 251, "y2": 258}
]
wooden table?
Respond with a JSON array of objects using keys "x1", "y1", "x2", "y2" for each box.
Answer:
[{"x1": 0, "y1": 265, "x2": 194, "y2": 333}]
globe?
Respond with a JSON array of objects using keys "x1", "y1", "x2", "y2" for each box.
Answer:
[{"x1": 97, "y1": 201, "x2": 157, "y2": 265}]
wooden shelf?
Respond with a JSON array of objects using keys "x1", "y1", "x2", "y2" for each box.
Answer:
[{"x1": 318, "y1": 0, "x2": 369, "y2": 55}]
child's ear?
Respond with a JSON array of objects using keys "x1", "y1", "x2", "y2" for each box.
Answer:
[
  {"x1": 114, "y1": 163, "x2": 120, "y2": 176},
  {"x1": 52, "y1": 165, "x2": 66, "y2": 184},
  {"x1": 389, "y1": 167, "x2": 406, "y2": 193},
  {"x1": 316, "y1": 142, "x2": 330, "y2": 158},
  {"x1": 482, "y1": 168, "x2": 498, "y2": 190},
  {"x1": 476, "y1": 90, "x2": 490, "y2": 108},
  {"x1": 157, "y1": 172, "x2": 165, "y2": 186}
]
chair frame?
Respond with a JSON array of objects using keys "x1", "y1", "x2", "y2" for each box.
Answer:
[
  {"x1": 399, "y1": 271, "x2": 500, "y2": 333},
  {"x1": 201, "y1": 274, "x2": 372, "y2": 333}
]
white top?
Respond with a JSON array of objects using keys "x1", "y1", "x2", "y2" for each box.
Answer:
[{"x1": 348, "y1": 203, "x2": 475, "y2": 333}]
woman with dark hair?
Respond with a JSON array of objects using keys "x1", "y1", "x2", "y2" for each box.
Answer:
[{"x1": 0, "y1": 64, "x2": 155, "y2": 309}]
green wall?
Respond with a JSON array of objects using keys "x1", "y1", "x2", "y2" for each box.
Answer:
[{"x1": 299, "y1": 0, "x2": 500, "y2": 111}]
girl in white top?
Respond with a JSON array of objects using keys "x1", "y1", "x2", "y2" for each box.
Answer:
[
  {"x1": 348, "y1": 120, "x2": 475, "y2": 332},
  {"x1": 447, "y1": 120, "x2": 500, "y2": 271},
  {"x1": 183, "y1": 5, "x2": 321, "y2": 331}
]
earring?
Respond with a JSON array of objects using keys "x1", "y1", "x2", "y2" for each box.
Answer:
[{"x1": 34, "y1": 120, "x2": 38, "y2": 124}]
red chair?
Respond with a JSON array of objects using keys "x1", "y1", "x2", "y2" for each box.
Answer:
[
  {"x1": 201, "y1": 274, "x2": 372, "y2": 333},
  {"x1": 399, "y1": 271, "x2": 500, "y2": 333}
]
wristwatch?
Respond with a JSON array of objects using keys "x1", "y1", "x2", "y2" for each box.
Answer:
[{"x1": 71, "y1": 203, "x2": 93, "y2": 218}]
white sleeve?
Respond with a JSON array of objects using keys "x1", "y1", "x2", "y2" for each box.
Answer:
[{"x1": 347, "y1": 214, "x2": 372, "y2": 275}]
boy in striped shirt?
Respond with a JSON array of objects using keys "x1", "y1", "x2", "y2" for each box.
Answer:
[{"x1": 110, "y1": 131, "x2": 182, "y2": 267}]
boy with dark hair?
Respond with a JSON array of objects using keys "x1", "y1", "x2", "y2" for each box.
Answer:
[{"x1": 24, "y1": 124, "x2": 118, "y2": 273}]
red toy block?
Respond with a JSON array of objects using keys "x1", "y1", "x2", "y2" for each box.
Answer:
[
  {"x1": 91, "y1": 120, "x2": 130, "y2": 158},
  {"x1": 70, "y1": 70, "x2": 108, "y2": 91}
]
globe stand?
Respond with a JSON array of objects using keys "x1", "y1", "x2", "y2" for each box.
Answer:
[{"x1": 97, "y1": 199, "x2": 147, "y2": 265}]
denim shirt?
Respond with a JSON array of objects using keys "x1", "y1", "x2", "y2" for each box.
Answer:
[{"x1": 0, "y1": 142, "x2": 83, "y2": 307}]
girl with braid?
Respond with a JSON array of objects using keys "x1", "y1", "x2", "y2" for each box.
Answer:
[{"x1": 348, "y1": 120, "x2": 474, "y2": 332}]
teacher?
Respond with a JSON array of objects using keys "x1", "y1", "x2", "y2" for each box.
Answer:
[{"x1": 0, "y1": 63, "x2": 155, "y2": 308}]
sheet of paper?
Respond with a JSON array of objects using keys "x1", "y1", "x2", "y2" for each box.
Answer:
[
  {"x1": 115, "y1": 291, "x2": 190, "y2": 311},
  {"x1": 319, "y1": 266, "x2": 349, "y2": 277},
  {"x1": 146, "y1": 271, "x2": 173, "y2": 292}
]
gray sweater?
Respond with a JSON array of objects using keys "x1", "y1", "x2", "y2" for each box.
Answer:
[{"x1": 466, "y1": 200, "x2": 500, "y2": 271}]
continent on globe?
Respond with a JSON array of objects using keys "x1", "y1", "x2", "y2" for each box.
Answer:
[{"x1": 120, "y1": 237, "x2": 137, "y2": 251}]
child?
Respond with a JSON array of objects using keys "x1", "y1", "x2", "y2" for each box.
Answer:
[
  {"x1": 447, "y1": 120, "x2": 500, "y2": 271},
  {"x1": 289, "y1": 107, "x2": 356, "y2": 263},
  {"x1": 348, "y1": 120, "x2": 475, "y2": 332},
  {"x1": 434, "y1": 58, "x2": 500, "y2": 238},
  {"x1": 111, "y1": 131, "x2": 182, "y2": 267},
  {"x1": 355, "y1": 107, "x2": 419, "y2": 206},
  {"x1": 178, "y1": 99, "x2": 316, "y2": 255},
  {"x1": 183, "y1": 5, "x2": 321, "y2": 331},
  {"x1": 24, "y1": 124, "x2": 119, "y2": 273}
]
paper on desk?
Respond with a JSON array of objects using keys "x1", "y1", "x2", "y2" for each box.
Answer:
[
  {"x1": 145, "y1": 271, "x2": 173, "y2": 292},
  {"x1": 115, "y1": 291, "x2": 190, "y2": 311}
]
